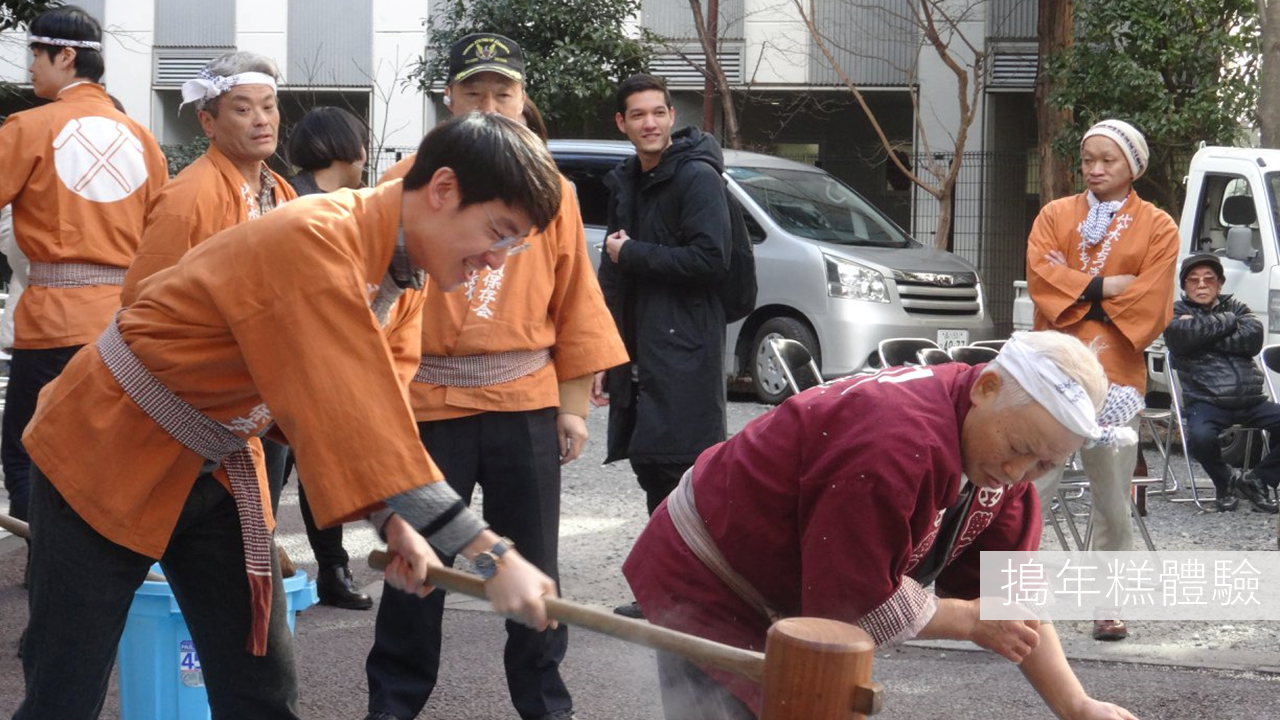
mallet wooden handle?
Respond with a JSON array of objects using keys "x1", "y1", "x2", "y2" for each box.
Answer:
[
  {"x1": 369, "y1": 549, "x2": 767, "y2": 682},
  {"x1": 0, "y1": 513, "x2": 29, "y2": 540},
  {"x1": 2, "y1": 512, "x2": 165, "y2": 582}
]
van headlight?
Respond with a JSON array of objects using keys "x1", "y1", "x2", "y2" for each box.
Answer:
[{"x1": 825, "y1": 255, "x2": 889, "y2": 303}]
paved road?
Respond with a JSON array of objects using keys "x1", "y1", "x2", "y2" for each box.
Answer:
[{"x1": 3, "y1": 395, "x2": 1280, "y2": 718}]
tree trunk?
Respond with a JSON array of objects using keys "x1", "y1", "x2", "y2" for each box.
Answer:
[
  {"x1": 689, "y1": 0, "x2": 741, "y2": 148},
  {"x1": 1036, "y1": 0, "x2": 1075, "y2": 203},
  {"x1": 1261, "y1": 0, "x2": 1280, "y2": 147},
  {"x1": 935, "y1": 187, "x2": 954, "y2": 252}
]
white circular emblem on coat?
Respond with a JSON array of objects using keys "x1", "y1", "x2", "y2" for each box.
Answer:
[{"x1": 52, "y1": 116, "x2": 149, "y2": 203}]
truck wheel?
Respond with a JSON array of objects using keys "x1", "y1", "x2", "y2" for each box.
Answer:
[{"x1": 750, "y1": 317, "x2": 819, "y2": 405}]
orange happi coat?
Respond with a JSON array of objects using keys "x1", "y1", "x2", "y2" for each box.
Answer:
[
  {"x1": 382, "y1": 155, "x2": 627, "y2": 418},
  {"x1": 121, "y1": 142, "x2": 296, "y2": 304},
  {"x1": 410, "y1": 174, "x2": 628, "y2": 420},
  {"x1": 24, "y1": 183, "x2": 438, "y2": 558},
  {"x1": 0, "y1": 82, "x2": 167, "y2": 348},
  {"x1": 1026, "y1": 191, "x2": 1179, "y2": 389}
]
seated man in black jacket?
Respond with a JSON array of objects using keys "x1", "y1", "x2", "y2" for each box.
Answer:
[{"x1": 1166, "y1": 253, "x2": 1280, "y2": 513}]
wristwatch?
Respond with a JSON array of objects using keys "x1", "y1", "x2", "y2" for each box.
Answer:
[{"x1": 471, "y1": 537, "x2": 514, "y2": 581}]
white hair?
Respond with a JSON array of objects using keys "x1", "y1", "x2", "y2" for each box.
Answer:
[
  {"x1": 196, "y1": 51, "x2": 281, "y2": 114},
  {"x1": 984, "y1": 331, "x2": 1108, "y2": 413}
]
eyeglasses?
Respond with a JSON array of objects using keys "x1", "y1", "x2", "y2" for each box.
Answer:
[{"x1": 483, "y1": 204, "x2": 531, "y2": 257}]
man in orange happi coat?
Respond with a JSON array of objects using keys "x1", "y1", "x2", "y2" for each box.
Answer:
[
  {"x1": 16, "y1": 114, "x2": 563, "y2": 720},
  {"x1": 1026, "y1": 119, "x2": 1178, "y2": 642},
  {"x1": 119, "y1": 50, "x2": 299, "y2": 559},
  {"x1": 0, "y1": 5, "x2": 166, "y2": 522},
  {"x1": 367, "y1": 33, "x2": 626, "y2": 720},
  {"x1": 121, "y1": 50, "x2": 295, "y2": 305}
]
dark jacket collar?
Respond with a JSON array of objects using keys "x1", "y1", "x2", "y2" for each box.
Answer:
[
  {"x1": 1180, "y1": 292, "x2": 1234, "y2": 311},
  {"x1": 608, "y1": 125, "x2": 726, "y2": 192}
]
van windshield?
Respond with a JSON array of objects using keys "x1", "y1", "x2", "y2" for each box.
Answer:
[
  {"x1": 726, "y1": 166, "x2": 915, "y2": 248},
  {"x1": 1267, "y1": 171, "x2": 1280, "y2": 232}
]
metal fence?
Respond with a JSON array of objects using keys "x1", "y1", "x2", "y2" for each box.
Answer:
[
  {"x1": 907, "y1": 151, "x2": 1039, "y2": 337},
  {"x1": 371, "y1": 146, "x2": 419, "y2": 181}
]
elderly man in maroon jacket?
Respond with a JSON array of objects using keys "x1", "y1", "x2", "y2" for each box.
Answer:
[{"x1": 625, "y1": 330, "x2": 1143, "y2": 720}]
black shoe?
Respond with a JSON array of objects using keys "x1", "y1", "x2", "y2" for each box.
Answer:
[
  {"x1": 1234, "y1": 472, "x2": 1278, "y2": 514},
  {"x1": 1092, "y1": 619, "x2": 1128, "y2": 641},
  {"x1": 1215, "y1": 480, "x2": 1239, "y2": 512},
  {"x1": 317, "y1": 564, "x2": 374, "y2": 610},
  {"x1": 538, "y1": 711, "x2": 576, "y2": 720},
  {"x1": 363, "y1": 714, "x2": 400, "y2": 720},
  {"x1": 613, "y1": 600, "x2": 644, "y2": 619}
]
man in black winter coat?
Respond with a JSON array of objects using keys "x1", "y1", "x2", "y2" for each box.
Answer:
[
  {"x1": 591, "y1": 74, "x2": 732, "y2": 616},
  {"x1": 1166, "y1": 253, "x2": 1280, "y2": 513}
]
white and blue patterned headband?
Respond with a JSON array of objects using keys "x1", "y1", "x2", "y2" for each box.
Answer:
[
  {"x1": 995, "y1": 333, "x2": 1143, "y2": 448},
  {"x1": 181, "y1": 69, "x2": 277, "y2": 109},
  {"x1": 28, "y1": 34, "x2": 101, "y2": 51},
  {"x1": 1081, "y1": 119, "x2": 1148, "y2": 179}
]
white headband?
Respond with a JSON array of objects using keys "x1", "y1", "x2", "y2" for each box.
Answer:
[
  {"x1": 995, "y1": 333, "x2": 1143, "y2": 448},
  {"x1": 28, "y1": 35, "x2": 101, "y2": 51},
  {"x1": 181, "y1": 70, "x2": 277, "y2": 109}
]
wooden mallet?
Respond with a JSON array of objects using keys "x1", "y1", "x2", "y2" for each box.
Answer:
[{"x1": 369, "y1": 549, "x2": 883, "y2": 718}]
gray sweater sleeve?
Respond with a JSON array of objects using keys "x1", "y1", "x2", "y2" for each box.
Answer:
[{"x1": 376, "y1": 482, "x2": 488, "y2": 556}]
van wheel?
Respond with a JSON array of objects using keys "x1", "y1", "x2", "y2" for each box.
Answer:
[{"x1": 750, "y1": 317, "x2": 819, "y2": 405}]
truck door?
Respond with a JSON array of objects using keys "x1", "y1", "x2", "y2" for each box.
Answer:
[{"x1": 1186, "y1": 172, "x2": 1270, "y2": 324}]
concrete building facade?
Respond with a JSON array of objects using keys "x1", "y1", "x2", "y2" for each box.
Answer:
[{"x1": 0, "y1": 0, "x2": 1043, "y2": 330}]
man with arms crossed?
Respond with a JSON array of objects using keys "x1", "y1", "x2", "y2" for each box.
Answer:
[{"x1": 1026, "y1": 119, "x2": 1178, "y2": 641}]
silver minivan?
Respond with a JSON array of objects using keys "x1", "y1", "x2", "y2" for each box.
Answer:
[{"x1": 550, "y1": 139, "x2": 996, "y2": 403}]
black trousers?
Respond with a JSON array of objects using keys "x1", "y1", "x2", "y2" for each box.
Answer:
[
  {"x1": 279, "y1": 446, "x2": 347, "y2": 566},
  {"x1": 632, "y1": 461, "x2": 691, "y2": 516},
  {"x1": 365, "y1": 409, "x2": 571, "y2": 720},
  {"x1": 1185, "y1": 400, "x2": 1280, "y2": 492},
  {"x1": 1, "y1": 345, "x2": 80, "y2": 520},
  {"x1": 18, "y1": 466, "x2": 299, "y2": 720}
]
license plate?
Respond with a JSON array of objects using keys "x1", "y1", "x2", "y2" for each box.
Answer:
[{"x1": 937, "y1": 329, "x2": 969, "y2": 350}]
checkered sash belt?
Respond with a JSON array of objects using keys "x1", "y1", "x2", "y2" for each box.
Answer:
[
  {"x1": 96, "y1": 315, "x2": 275, "y2": 656},
  {"x1": 666, "y1": 468, "x2": 784, "y2": 623},
  {"x1": 28, "y1": 261, "x2": 127, "y2": 288},
  {"x1": 413, "y1": 348, "x2": 551, "y2": 387}
]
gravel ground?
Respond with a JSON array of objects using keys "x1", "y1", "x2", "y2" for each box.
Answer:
[
  {"x1": 272, "y1": 391, "x2": 1280, "y2": 670},
  {"x1": 6, "y1": 388, "x2": 1279, "y2": 681}
]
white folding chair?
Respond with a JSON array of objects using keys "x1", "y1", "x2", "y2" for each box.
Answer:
[
  {"x1": 917, "y1": 347, "x2": 953, "y2": 366},
  {"x1": 877, "y1": 337, "x2": 940, "y2": 368},
  {"x1": 767, "y1": 337, "x2": 823, "y2": 396},
  {"x1": 948, "y1": 345, "x2": 998, "y2": 366},
  {"x1": 1139, "y1": 349, "x2": 1178, "y2": 496},
  {"x1": 1046, "y1": 461, "x2": 1157, "y2": 552},
  {"x1": 969, "y1": 339, "x2": 1006, "y2": 352}
]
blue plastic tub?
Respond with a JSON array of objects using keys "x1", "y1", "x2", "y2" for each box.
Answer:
[{"x1": 116, "y1": 567, "x2": 318, "y2": 720}]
